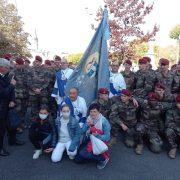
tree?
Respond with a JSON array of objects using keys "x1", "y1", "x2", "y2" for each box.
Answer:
[
  {"x1": 0, "y1": 0, "x2": 31, "y2": 57},
  {"x1": 95, "y1": 0, "x2": 159, "y2": 62},
  {"x1": 66, "y1": 53, "x2": 83, "y2": 64},
  {"x1": 154, "y1": 45, "x2": 178, "y2": 65},
  {"x1": 170, "y1": 24, "x2": 180, "y2": 40}
]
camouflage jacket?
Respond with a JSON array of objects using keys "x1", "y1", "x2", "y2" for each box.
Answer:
[
  {"x1": 172, "y1": 71, "x2": 180, "y2": 94},
  {"x1": 155, "y1": 70, "x2": 174, "y2": 92},
  {"x1": 110, "y1": 100, "x2": 137, "y2": 128},
  {"x1": 134, "y1": 69, "x2": 156, "y2": 97},
  {"x1": 165, "y1": 108, "x2": 180, "y2": 128},
  {"x1": 121, "y1": 71, "x2": 135, "y2": 91},
  {"x1": 27, "y1": 67, "x2": 50, "y2": 95}
]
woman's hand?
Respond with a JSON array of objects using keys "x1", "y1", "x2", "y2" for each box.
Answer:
[{"x1": 44, "y1": 148, "x2": 54, "y2": 153}]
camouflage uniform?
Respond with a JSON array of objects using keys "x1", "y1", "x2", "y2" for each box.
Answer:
[
  {"x1": 27, "y1": 66, "x2": 50, "y2": 121},
  {"x1": 165, "y1": 107, "x2": 180, "y2": 149},
  {"x1": 12, "y1": 67, "x2": 28, "y2": 117},
  {"x1": 135, "y1": 101, "x2": 168, "y2": 153},
  {"x1": 155, "y1": 69, "x2": 174, "y2": 93},
  {"x1": 121, "y1": 71, "x2": 135, "y2": 91},
  {"x1": 110, "y1": 99, "x2": 137, "y2": 146},
  {"x1": 172, "y1": 70, "x2": 180, "y2": 94},
  {"x1": 93, "y1": 99, "x2": 112, "y2": 120},
  {"x1": 134, "y1": 69, "x2": 156, "y2": 97}
]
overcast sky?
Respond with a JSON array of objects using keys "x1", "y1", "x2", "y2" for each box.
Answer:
[{"x1": 9, "y1": 0, "x2": 180, "y2": 57}]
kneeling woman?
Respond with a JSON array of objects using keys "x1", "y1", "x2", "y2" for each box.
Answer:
[
  {"x1": 29, "y1": 106, "x2": 54, "y2": 159},
  {"x1": 51, "y1": 104, "x2": 81, "y2": 162},
  {"x1": 75, "y1": 103, "x2": 111, "y2": 169}
]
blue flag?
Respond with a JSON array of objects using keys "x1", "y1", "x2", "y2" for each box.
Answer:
[{"x1": 65, "y1": 8, "x2": 110, "y2": 106}]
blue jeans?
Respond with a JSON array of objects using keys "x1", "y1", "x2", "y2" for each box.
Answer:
[{"x1": 75, "y1": 144, "x2": 105, "y2": 163}]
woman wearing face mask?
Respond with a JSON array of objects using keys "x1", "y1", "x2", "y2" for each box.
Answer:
[
  {"x1": 29, "y1": 106, "x2": 53, "y2": 159},
  {"x1": 51, "y1": 104, "x2": 81, "y2": 163}
]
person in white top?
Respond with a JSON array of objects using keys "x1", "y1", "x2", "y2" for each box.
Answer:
[
  {"x1": 51, "y1": 58, "x2": 73, "y2": 105},
  {"x1": 60, "y1": 88, "x2": 87, "y2": 128},
  {"x1": 51, "y1": 105, "x2": 81, "y2": 163},
  {"x1": 109, "y1": 61, "x2": 126, "y2": 98}
]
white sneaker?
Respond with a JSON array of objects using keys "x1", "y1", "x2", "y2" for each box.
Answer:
[
  {"x1": 69, "y1": 155, "x2": 75, "y2": 160},
  {"x1": 33, "y1": 149, "x2": 42, "y2": 159}
]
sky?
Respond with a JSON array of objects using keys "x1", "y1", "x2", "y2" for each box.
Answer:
[{"x1": 9, "y1": 0, "x2": 180, "y2": 58}]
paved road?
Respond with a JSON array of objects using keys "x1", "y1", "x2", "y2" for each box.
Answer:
[{"x1": 0, "y1": 131, "x2": 180, "y2": 180}]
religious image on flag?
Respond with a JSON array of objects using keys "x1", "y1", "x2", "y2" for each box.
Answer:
[{"x1": 65, "y1": 7, "x2": 110, "y2": 106}]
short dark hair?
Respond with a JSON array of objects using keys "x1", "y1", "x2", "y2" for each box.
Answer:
[
  {"x1": 89, "y1": 103, "x2": 100, "y2": 112},
  {"x1": 40, "y1": 105, "x2": 49, "y2": 112},
  {"x1": 61, "y1": 104, "x2": 70, "y2": 111}
]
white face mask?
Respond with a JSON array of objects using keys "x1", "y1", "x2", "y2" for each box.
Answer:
[
  {"x1": 62, "y1": 112, "x2": 70, "y2": 119},
  {"x1": 39, "y1": 113, "x2": 48, "y2": 120}
]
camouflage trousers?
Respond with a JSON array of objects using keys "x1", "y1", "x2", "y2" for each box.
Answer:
[
  {"x1": 136, "y1": 123, "x2": 163, "y2": 153},
  {"x1": 28, "y1": 94, "x2": 48, "y2": 122},
  {"x1": 110, "y1": 120, "x2": 137, "y2": 141},
  {"x1": 165, "y1": 127, "x2": 180, "y2": 149}
]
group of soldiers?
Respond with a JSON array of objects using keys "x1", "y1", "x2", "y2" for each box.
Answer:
[{"x1": 2, "y1": 53, "x2": 180, "y2": 159}]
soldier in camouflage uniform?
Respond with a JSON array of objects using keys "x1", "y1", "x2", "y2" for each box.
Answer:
[
  {"x1": 12, "y1": 58, "x2": 28, "y2": 123},
  {"x1": 43, "y1": 60, "x2": 57, "y2": 116},
  {"x1": 135, "y1": 92, "x2": 172, "y2": 155},
  {"x1": 92, "y1": 88, "x2": 112, "y2": 120},
  {"x1": 109, "y1": 89, "x2": 138, "y2": 147},
  {"x1": 27, "y1": 56, "x2": 50, "y2": 122},
  {"x1": 121, "y1": 60, "x2": 135, "y2": 91},
  {"x1": 155, "y1": 58, "x2": 174, "y2": 93},
  {"x1": 134, "y1": 58, "x2": 156, "y2": 98},
  {"x1": 165, "y1": 94, "x2": 180, "y2": 159},
  {"x1": 172, "y1": 64, "x2": 180, "y2": 94}
]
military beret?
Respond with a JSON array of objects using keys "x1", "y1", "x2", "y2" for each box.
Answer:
[
  {"x1": 98, "y1": 88, "x2": 109, "y2": 94},
  {"x1": 0, "y1": 58, "x2": 11, "y2": 67},
  {"x1": 148, "y1": 92, "x2": 159, "y2": 101},
  {"x1": 124, "y1": 59, "x2": 132, "y2": 66},
  {"x1": 121, "y1": 89, "x2": 132, "y2": 97},
  {"x1": 143, "y1": 56, "x2": 151, "y2": 63},
  {"x1": 3, "y1": 53, "x2": 12, "y2": 61},
  {"x1": 155, "y1": 83, "x2": 165, "y2": 90},
  {"x1": 54, "y1": 55, "x2": 61, "y2": 61},
  {"x1": 15, "y1": 58, "x2": 24, "y2": 65},
  {"x1": 176, "y1": 94, "x2": 180, "y2": 103},
  {"x1": 45, "y1": 60, "x2": 51, "y2": 66},
  {"x1": 160, "y1": 58, "x2": 169, "y2": 66},
  {"x1": 138, "y1": 58, "x2": 148, "y2": 64},
  {"x1": 35, "y1": 55, "x2": 42, "y2": 62}
]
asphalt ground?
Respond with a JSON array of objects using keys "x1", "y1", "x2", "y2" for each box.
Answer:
[{"x1": 0, "y1": 131, "x2": 180, "y2": 180}]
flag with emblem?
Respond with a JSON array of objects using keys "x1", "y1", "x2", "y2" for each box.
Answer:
[{"x1": 65, "y1": 7, "x2": 110, "y2": 106}]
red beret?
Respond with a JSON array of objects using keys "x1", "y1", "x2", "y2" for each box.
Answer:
[
  {"x1": 121, "y1": 89, "x2": 132, "y2": 97},
  {"x1": 98, "y1": 88, "x2": 109, "y2": 94},
  {"x1": 54, "y1": 55, "x2": 61, "y2": 61},
  {"x1": 124, "y1": 59, "x2": 132, "y2": 66},
  {"x1": 148, "y1": 92, "x2": 159, "y2": 101},
  {"x1": 143, "y1": 57, "x2": 151, "y2": 63},
  {"x1": 176, "y1": 94, "x2": 180, "y2": 103},
  {"x1": 15, "y1": 58, "x2": 24, "y2": 65},
  {"x1": 45, "y1": 60, "x2": 51, "y2": 66},
  {"x1": 155, "y1": 83, "x2": 165, "y2": 90},
  {"x1": 35, "y1": 55, "x2": 42, "y2": 62},
  {"x1": 160, "y1": 58, "x2": 169, "y2": 66},
  {"x1": 139, "y1": 58, "x2": 148, "y2": 64},
  {"x1": 3, "y1": 53, "x2": 12, "y2": 60}
]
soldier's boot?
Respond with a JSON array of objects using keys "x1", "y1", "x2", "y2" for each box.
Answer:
[
  {"x1": 125, "y1": 139, "x2": 135, "y2": 148},
  {"x1": 168, "y1": 148, "x2": 177, "y2": 159},
  {"x1": 108, "y1": 137, "x2": 117, "y2": 147},
  {"x1": 135, "y1": 144, "x2": 143, "y2": 155}
]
